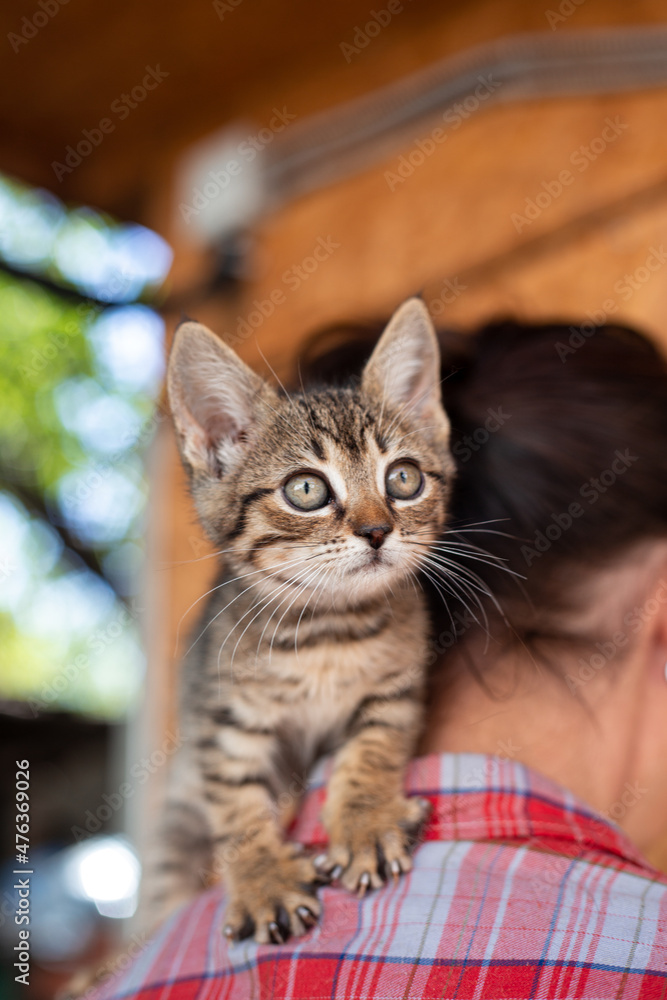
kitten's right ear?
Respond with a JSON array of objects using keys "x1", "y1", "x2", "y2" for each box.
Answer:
[{"x1": 167, "y1": 321, "x2": 271, "y2": 478}]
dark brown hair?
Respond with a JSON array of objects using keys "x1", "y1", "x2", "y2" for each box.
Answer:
[{"x1": 299, "y1": 313, "x2": 667, "y2": 657}]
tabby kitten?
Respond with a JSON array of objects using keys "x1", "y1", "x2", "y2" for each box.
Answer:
[{"x1": 147, "y1": 297, "x2": 454, "y2": 945}]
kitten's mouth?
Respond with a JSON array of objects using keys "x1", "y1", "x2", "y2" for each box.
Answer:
[
  {"x1": 345, "y1": 550, "x2": 386, "y2": 575},
  {"x1": 364, "y1": 550, "x2": 386, "y2": 570}
]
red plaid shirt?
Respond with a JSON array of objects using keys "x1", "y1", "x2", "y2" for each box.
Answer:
[{"x1": 98, "y1": 754, "x2": 667, "y2": 999}]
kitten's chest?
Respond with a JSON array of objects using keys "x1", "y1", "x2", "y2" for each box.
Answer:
[
  {"x1": 270, "y1": 634, "x2": 422, "y2": 764},
  {"x1": 197, "y1": 586, "x2": 429, "y2": 745},
  {"x1": 253, "y1": 596, "x2": 428, "y2": 731}
]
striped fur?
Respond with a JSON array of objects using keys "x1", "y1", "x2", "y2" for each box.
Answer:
[{"x1": 146, "y1": 298, "x2": 454, "y2": 945}]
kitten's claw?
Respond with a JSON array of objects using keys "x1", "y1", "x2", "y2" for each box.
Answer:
[
  {"x1": 323, "y1": 793, "x2": 431, "y2": 896},
  {"x1": 222, "y1": 848, "x2": 322, "y2": 945},
  {"x1": 268, "y1": 920, "x2": 285, "y2": 944},
  {"x1": 223, "y1": 912, "x2": 256, "y2": 942},
  {"x1": 296, "y1": 905, "x2": 318, "y2": 927},
  {"x1": 357, "y1": 872, "x2": 371, "y2": 898},
  {"x1": 313, "y1": 853, "x2": 342, "y2": 882}
]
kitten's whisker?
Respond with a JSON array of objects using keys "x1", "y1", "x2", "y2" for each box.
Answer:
[
  {"x1": 389, "y1": 424, "x2": 441, "y2": 447},
  {"x1": 446, "y1": 518, "x2": 511, "y2": 529},
  {"x1": 201, "y1": 557, "x2": 321, "y2": 661},
  {"x1": 231, "y1": 560, "x2": 318, "y2": 663},
  {"x1": 381, "y1": 374, "x2": 438, "y2": 437},
  {"x1": 161, "y1": 541, "x2": 321, "y2": 569},
  {"x1": 413, "y1": 541, "x2": 525, "y2": 579},
  {"x1": 419, "y1": 550, "x2": 508, "y2": 630},
  {"x1": 417, "y1": 557, "x2": 491, "y2": 640},
  {"x1": 421, "y1": 555, "x2": 490, "y2": 626},
  {"x1": 403, "y1": 566, "x2": 424, "y2": 602},
  {"x1": 413, "y1": 543, "x2": 500, "y2": 616},
  {"x1": 246, "y1": 564, "x2": 321, "y2": 673},
  {"x1": 409, "y1": 519, "x2": 516, "y2": 544},
  {"x1": 405, "y1": 539, "x2": 503, "y2": 586},
  {"x1": 224, "y1": 572, "x2": 311, "y2": 682},
  {"x1": 417, "y1": 564, "x2": 470, "y2": 632},
  {"x1": 446, "y1": 524, "x2": 517, "y2": 540},
  {"x1": 162, "y1": 547, "x2": 237, "y2": 568},
  {"x1": 177, "y1": 555, "x2": 312, "y2": 655},
  {"x1": 257, "y1": 344, "x2": 314, "y2": 442},
  {"x1": 407, "y1": 528, "x2": 519, "y2": 571},
  {"x1": 420, "y1": 550, "x2": 498, "y2": 603},
  {"x1": 295, "y1": 564, "x2": 334, "y2": 658},
  {"x1": 296, "y1": 362, "x2": 323, "y2": 440},
  {"x1": 430, "y1": 543, "x2": 510, "y2": 565},
  {"x1": 434, "y1": 551, "x2": 524, "y2": 582},
  {"x1": 412, "y1": 555, "x2": 461, "y2": 632},
  {"x1": 379, "y1": 370, "x2": 451, "y2": 441},
  {"x1": 429, "y1": 539, "x2": 509, "y2": 558},
  {"x1": 409, "y1": 531, "x2": 504, "y2": 555},
  {"x1": 267, "y1": 566, "x2": 325, "y2": 669},
  {"x1": 252, "y1": 564, "x2": 325, "y2": 663},
  {"x1": 309, "y1": 563, "x2": 335, "y2": 621}
]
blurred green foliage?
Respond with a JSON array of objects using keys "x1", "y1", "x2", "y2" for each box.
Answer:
[
  {"x1": 0, "y1": 274, "x2": 96, "y2": 494},
  {"x1": 0, "y1": 176, "x2": 170, "y2": 719},
  {"x1": 0, "y1": 275, "x2": 149, "y2": 717}
]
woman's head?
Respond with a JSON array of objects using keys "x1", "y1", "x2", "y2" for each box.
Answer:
[{"x1": 300, "y1": 312, "x2": 667, "y2": 667}]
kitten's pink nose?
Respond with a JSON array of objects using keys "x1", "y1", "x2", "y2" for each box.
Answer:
[{"x1": 355, "y1": 524, "x2": 393, "y2": 550}]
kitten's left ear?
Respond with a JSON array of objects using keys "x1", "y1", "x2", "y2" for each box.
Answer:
[{"x1": 362, "y1": 298, "x2": 449, "y2": 443}]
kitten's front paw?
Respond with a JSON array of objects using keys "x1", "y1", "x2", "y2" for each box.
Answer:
[
  {"x1": 318, "y1": 795, "x2": 430, "y2": 895},
  {"x1": 223, "y1": 847, "x2": 323, "y2": 945}
]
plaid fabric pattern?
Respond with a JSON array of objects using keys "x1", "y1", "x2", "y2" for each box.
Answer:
[{"x1": 98, "y1": 754, "x2": 667, "y2": 999}]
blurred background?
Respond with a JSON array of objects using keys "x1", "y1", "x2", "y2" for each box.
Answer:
[{"x1": 1, "y1": 0, "x2": 667, "y2": 995}]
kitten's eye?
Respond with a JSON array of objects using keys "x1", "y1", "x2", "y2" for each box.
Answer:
[
  {"x1": 283, "y1": 473, "x2": 330, "y2": 511},
  {"x1": 386, "y1": 461, "x2": 423, "y2": 500}
]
